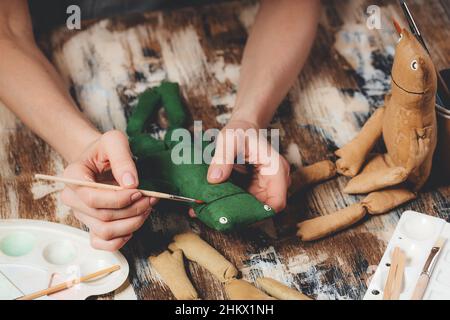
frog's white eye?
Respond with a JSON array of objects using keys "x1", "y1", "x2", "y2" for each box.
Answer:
[
  {"x1": 411, "y1": 60, "x2": 418, "y2": 70},
  {"x1": 264, "y1": 204, "x2": 272, "y2": 211},
  {"x1": 219, "y1": 217, "x2": 228, "y2": 224}
]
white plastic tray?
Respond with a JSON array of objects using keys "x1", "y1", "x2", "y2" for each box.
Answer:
[
  {"x1": 0, "y1": 219, "x2": 129, "y2": 300},
  {"x1": 364, "y1": 211, "x2": 450, "y2": 300}
]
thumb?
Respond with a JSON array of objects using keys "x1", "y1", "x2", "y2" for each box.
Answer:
[
  {"x1": 101, "y1": 130, "x2": 139, "y2": 188},
  {"x1": 207, "y1": 130, "x2": 235, "y2": 184}
]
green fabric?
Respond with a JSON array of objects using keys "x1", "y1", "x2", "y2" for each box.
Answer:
[
  {"x1": 127, "y1": 82, "x2": 274, "y2": 232},
  {"x1": 157, "y1": 82, "x2": 187, "y2": 129},
  {"x1": 129, "y1": 134, "x2": 166, "y2": 158},
  {"x1": 126, "y1": 89, "x2": 161, "y2": 137}
]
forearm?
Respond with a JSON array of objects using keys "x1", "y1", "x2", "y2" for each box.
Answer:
[
  {"x1": 232, "y1": 0, "x2": 320, "y2": 128},
  {"x1": 0, "y1": 35, "x2": 100, "y2": 162}
]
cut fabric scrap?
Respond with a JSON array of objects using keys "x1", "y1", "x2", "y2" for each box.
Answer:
[
  {"x1": 225, "y1": 279, "x2": 276, "y2": 300},
  {"x1": 168, "y1": 232, "x2": 238, "y2": 283},
  {"x1": 256, "y1": 277, "x2": 312, "y2": 300},
  {"x1": 149, "y1": 249, "x2": 198, "y2": 300}
]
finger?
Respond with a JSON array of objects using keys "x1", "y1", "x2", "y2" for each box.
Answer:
[
  {"x1": 64, "y1": 163, "x2": 142, "y2": 209},
  {"x1": 74, "y1": 210, "x2": 150, "y2": 241},
  {"x1": 188, "y1": 208, "x2": 197, "y2": 218},
  {"x1": 264, "y1": 166, "x2": 289, "y2": 213},
  {"x1": 62, "y1": 188, "x2": 152, "y2": 221},
  {"x1": 90, "y1": 233, "x2": 133, "y2": 251},
  {"x1": 255, "y1": 157, "x2": 289, "y2": 213},
  {"x1": 208, "y1": 129, "x2": 236, "y2": 183},
  {"x1": 101, "y1": 130, "x2": 139, "y2": 188}
]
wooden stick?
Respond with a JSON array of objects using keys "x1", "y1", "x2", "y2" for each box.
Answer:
[
  {"x1": 383, "y1": 247, "x2": 405, "y2": 300},
  {"x1": 35, "y1": 174, "x2": 204, "y2": 204},
  {"x1": 16, "y1": 265, "x2": 120, "y2": 300},
  {"x1": 383, "y1": 247, "x2": 398, "y2": 300},
  {"x1": 391, "y1": 249, "x2": 406, "y2": 299}
]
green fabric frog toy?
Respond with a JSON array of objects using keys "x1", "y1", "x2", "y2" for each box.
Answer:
[{"x1": 126, "y1": 82, "x2": 274, "y2": 232}]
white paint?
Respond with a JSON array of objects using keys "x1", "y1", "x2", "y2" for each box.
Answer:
[
  {"x1": 210, "y1": 57, "x2": 240, "y2": 86},
  {"x1": 215, "y1": 113, "x2": 232, "y2": 126},
  {"x1": 287, "y1": 251, "x2": 328, "y2": 272},
  {"x1": 287, "y1": 251, "x2": 352, "y2": 300},
  {"x1": 31, "y1": 182, "x2": 64, "y2": 200},
  {"x1": 6, "y1": 187, "x2": 19, "y2": 219},
  {"x1": 31, "y1": 180, "x2": 70, "y2": 219},
  {"x1": 287, "y1": 20, "x2": 396, "y2": 149},
  {"x1": 53, "y1": 21, "x2": 167, "y2": 133},
  {"x1": 157, "y1": 26, "x2": 209, "y2": 84},
  {"x1": 0, "y1": 102, "x2": 18, "y2": 180},
  {"x1": 238, "y1": 3, "x2": 259, "y2": 32},
  {"x1": 210, "y1": 94, "x2": 236, "y2": 110},
  {"x1": 242, "y1": 247, "x2": 351, "y2": 300},
  {"x1": 114, "y1": 279, "x2": 137, "y2": 300},
  {"x1": 209, "y1": 57, "x2": 241, "y2": 125},
  {"x1": 291, "y1": 82, "x2": 369, "y2": 147},
  {"x1": 285, "y1": 142, "x2": 303, "y2": 168},
  {"x1": 241, "y1": 246, "x2": 294, "y2": 286},
  {"x1": 334, "y1": 22, "x2": 394, "y2": 97},
  {"x1": 0, "y1": 102, "x2": 18, "y2": 131}
]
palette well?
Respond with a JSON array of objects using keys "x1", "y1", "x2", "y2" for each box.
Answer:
[
  {"x1": 364, "y1": 211, "x2": 450, "y2": 300},
  {"x1": 0, "y1": 219, "x2": 129, "y2": 300}
]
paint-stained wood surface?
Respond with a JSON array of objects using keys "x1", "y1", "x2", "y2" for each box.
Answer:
[{"x1": 1, "y1": 0, "x2": 449, "y2": 300}]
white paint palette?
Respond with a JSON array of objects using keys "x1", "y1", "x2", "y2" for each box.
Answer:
[
  {"x1": 364, "y1": 211, "x2": 450, "y2": 300},
  {"x1": 0, "y1": 219, "x2": 129, "y2": 300}
]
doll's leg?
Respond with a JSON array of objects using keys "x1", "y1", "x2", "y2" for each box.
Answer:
[
  {"x1": 168, "y1": 232, "x2": 238, "y2": 283},
  {"x1": 361, "y1": 188, "x2": 416, "y2": 215},
  {"x1": 342, "y1": 154, "x2": 408, "y2": 194},
  {"x1": 289, "y1": 160, "x2": 336, "y2": 195},
  {"x1": 297, "y1": 187, "x2": 415, "y2": 241},
  {"x1": 149, "y1": 250, "x2": 198, "y2": 300},
  {"x1": 225, "y1": 279, "x2": 276, "y2": 300},
  {"x1": 296, "y1": 203, "x2": 366, "y2": 241},
  {"x1": 335, "y1": 107, "x2": 385, "y2": 177}
]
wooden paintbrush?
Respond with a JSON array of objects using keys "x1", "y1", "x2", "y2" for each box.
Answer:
[
  {"x1": 398, "y1": 0, "x2": 450, "y2": 108},
  {"x1": 411, "y1": 237, "x2": 447, "y2": 300},
  {"x1": 16, "y1": 265, "x2": 120, "y2": 300},
  {"x1": 35, "y1": 174, "x2": 205, "y2": 204},
  {"x1": 383, "y1": 247, "x2": 406, "y2": 300}
]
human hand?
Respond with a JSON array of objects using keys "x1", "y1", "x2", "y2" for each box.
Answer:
[
  {"x1": 189, "y1": 120, "x2": 290, "y2": 217},
  {"x1": 61, "y1": 130, "x2": 157, "y2": 251}
]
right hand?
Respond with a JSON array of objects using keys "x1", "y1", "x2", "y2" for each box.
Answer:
[
  {"x1": 61, "y1": 130, "x2": 157, "y2": 251},
  {"x1": 188, "y1": 119, "x2": 290, "y2": 217}
]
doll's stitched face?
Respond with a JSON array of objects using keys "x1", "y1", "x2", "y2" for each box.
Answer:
[{"x1": 391, "y1": 29, "x2": 436, "y2": 96}]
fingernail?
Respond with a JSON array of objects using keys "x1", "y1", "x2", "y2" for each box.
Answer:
[
  {"x1": 209, "y1": 168, "x2": 222, "y2": 180},
  {"x1": 131, "y1": 192, "x2": 142, "y2": 202},
  {"x1": 149, "y1": 197, "x2": 158, "y2": 206},
  {"x1": 123, "y1": 234, "x2": 132, "y2": 241},
  {"x1": 122, "y1": 172, "x2": 136, "y2": 187}
]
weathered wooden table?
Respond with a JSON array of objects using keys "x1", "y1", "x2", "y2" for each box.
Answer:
[{"x1": 0, "y1": 0, "x2": 449, "y2": 300}]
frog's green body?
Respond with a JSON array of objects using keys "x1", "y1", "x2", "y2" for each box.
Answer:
[{"x1": 126, "y1": 82, "x2": 274, "y2": 232}]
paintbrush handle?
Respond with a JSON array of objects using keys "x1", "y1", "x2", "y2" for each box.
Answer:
[
  {"x1": 34, "y1": 174, "x2": 198, "y2": 203},
  {"x1": 411, "y1": 274, "x2": 429, "y2": 300},
  {"x1": 16, "y1": 265, "x2": 120, "y2": 300}
]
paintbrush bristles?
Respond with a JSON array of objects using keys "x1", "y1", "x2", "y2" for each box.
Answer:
[{"x1": 392, "y1": 18, "x2": 402, "y2": 35}]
